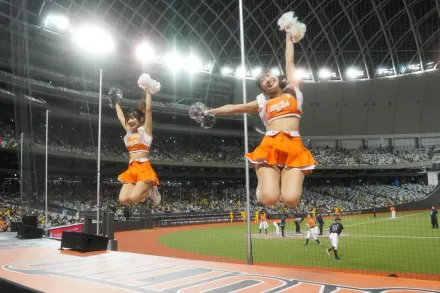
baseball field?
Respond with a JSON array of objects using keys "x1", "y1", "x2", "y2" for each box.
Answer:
[{"x1": 155, "y1": 211, "x2": 440, "y2": 279}]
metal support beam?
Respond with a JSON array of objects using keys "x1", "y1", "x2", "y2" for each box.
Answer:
[
  {"x1": 338, "y1": 0, "x2": 370, "y2": 79},
  {"x1": 304, "y1": 0, "x2": 343, "y2": 80},
  {"x1": 402, "y1": 0, "x2": 424, "y2": 72},
  {"x1": 434, "y1": 0, "x2": 440, "y2": 68},
  {"x1": 370, "y1": 0, "x2": 398, "y2": 76}
]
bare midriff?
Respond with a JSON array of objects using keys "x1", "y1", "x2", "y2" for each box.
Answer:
[
  {"x1": 265, "y1": 116, "x2": 300, "y2": 133},
  {"x1": 129, "y1": 151, "x2": 149, "y2": 161}
]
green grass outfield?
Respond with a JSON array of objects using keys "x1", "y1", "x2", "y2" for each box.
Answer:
[{"x1": 158, "y1": 211, "x2": 440, "y2": 276}]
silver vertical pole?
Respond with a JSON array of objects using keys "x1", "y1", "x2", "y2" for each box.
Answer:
[
  {"x1": 20, "y1": 132, "x2": 24, "y2": 219},
  {"x1": 45, "y1": 110, "x2": 49, "y2": 234},
  {"x1": 238, "y1": 0, "x2": 253, "y2": 265},
  {"x1": 96, "y1": 69, "x2": 103, "y2": 235}
]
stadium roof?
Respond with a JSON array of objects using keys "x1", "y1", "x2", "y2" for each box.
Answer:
[{"x1": 1, "y1": 0, "x2": 438, "y2": 81}]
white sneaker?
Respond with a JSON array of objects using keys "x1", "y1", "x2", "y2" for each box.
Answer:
[
  {"x1": 148, "y1": 186, "x2": 161, "y2": 205},
  {"x1": 256, "y1": 185, "x2": 261, "y2": 201}
]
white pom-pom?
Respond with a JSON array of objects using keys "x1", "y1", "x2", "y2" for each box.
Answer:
[
  {"x1": 277, "y1": 11, "x2": 306, "y2": 43},
  {"x1": 277, "y1": 11, "x2": 294, "y2": 31},
  {"x1": 138, "y1": 73, "x2": 161, "y2": 94}
]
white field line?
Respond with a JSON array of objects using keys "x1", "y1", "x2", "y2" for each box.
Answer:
[
  {"x1": 348, "y1": 234, "x2": 440, "y2": 239},
  {"x1": 343, "y1": 212, "x2": 423, "y2": 228}
]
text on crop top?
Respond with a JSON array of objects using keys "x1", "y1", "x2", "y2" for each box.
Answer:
[
  {"x1": 256, "y1": 85, "x2": 304, "y2": 126},
  {"x1": 123, "y1": 126, "x2": 152, "y2": 153}
]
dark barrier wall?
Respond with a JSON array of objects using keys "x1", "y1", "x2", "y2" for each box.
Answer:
[{"x1": 235, "y1": 70, "x2": 440, "y2": 136}]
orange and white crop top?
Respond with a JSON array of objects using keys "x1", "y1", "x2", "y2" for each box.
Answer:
[
  {"x1": 123, "y1": 126, "x2": 152, "y2": 153},
  {"x1": 256, "y1": 85, "x2": 304, "y2": 126}
]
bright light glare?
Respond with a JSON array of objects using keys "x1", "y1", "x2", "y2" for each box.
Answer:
[
  {"x1": 72, "y1": 24, "x2": 114, "y2": 54},
  {"x1": 44, "y1": 14, "x2": 70, "y2": 30},
  {"x1": 235, "y1": 66, "x2": 246, "y2": 78},
  {"x1": 164, "y1": 52, "x2": 183, "y2": 72},
  {"x1": 377, "y1": 68, "x2": 394, "y2": 76},
  {"x1": 185, "y1": 55, "x2": 202, "y2": 73},
  {"x1": 252, "y1": 67, "x2": 262, "y2": 78},
  {"x1": 346, "y1": 67, "x2": 364, "y2": 79},
  {"x1": 135, "y1": 42, "x2": 155, "y2": 63},
  {"x1": 221, "y1": 66, "x2": 233, "y2": 75},
  {"x1": 318, "y1": 68, "x2": 331, "y2": 79},
  {"x1": 271, "y1": 68, "x2": 281, "y2": 75},
  {"x1": 295, "y1": 68, "x2": 310, "y2": 80},
  {"x1": 203, "y1": 62, "x2": 214, "y2": 73},
  {"x1": 408, "y1": 64, "x2": 421, "y2": 72}
]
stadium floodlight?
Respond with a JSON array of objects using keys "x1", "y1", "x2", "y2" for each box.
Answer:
[
  {"x1": 221, "y1": 66, "x2": 233, "y2": 76},
  {"x1": 318, "y1": 68, "x2": 331, "y2": 79},
  {"x1": 271, "y1": 68, "x2": 281, "y2": 75},
  {"x1": 295, "y1": 69, "x2": 305, "y2": 79},
  {"x1": 164, "y1": 51, "x2": 183, "y2": 72},
  {"x1": 71, "y1": 24, "x2": 114, "y2": 54},
  {"x1": 346, "y1": 67, "x2": 364, "y2": 79},
  {"x1": 251, "y1": 67, "x2": 262, "y2": 78},
  {"x1": 377, "y1": 67, "x2": 395, "y2": 76},
  {"x1": 377, "y1": 68, "x2": 387, "y2": 76},
  {"x1": 203, "y1": 61, "x2": 214, "y2": 73},
  {"x1": 44, "y1": 14, "x2": 70, "y2": 31},
  {"x1": 408, "y1": 64, "x2": 421, "y2": 73},
  {"x1": 295, "y1": 68, "x2": 311, "y2": 80},
  {"x1": 184, "y1": 54, "x2": 203, "y2": 73},
  {"x1": 426, "y1": 61, "x2": 435, "y2": 70},
  {"x1": 135, "y1": 42, "x2": 155, "y2": 63},
  {"x1": 235, "y1": 66, "x2": 246, "y2": 78}
]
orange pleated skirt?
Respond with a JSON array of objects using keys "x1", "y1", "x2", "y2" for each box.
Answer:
[
  {"x1": 245, "y1": 132, "x2": 316, "y2": 174},
  {"x1": 118, "y1": 160, "x2": 160, "y2": 185}
]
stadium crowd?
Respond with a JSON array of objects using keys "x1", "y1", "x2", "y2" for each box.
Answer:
[
  {"x1": 0, "y1": 119, "x2": 436, "y2": 166},
  {"x1": 0, "y1": 177, "x2": 435, "y2": 232}
]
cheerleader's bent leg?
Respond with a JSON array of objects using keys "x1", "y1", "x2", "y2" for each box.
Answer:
[{"x1": 255, "y1": 164, "x2": 281, "y2": 206}]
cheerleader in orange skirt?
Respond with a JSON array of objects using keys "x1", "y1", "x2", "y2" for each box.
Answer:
[
  {"x1": 208, "y1": 32, "x2": 315, "y2": 207},
  {"x1": 110, "y1": 78, "x2": 161, "y2": 205}
]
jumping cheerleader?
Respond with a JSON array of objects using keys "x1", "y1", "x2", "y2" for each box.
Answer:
[
  {"x1": 110, "y1": 75, "x2": 161, "y2": 205},
  {"x1": 205, "y1": 13, "x2": 315, "y2": 207}
]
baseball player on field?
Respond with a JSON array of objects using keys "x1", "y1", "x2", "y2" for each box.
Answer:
[
  {"x1": 273, "y1": 220, "x2": 280, "y2": 235},
  {"x1": 390, "y1": 206, "x2": 396, "y2": 219},
  {"x1": 259, "y1": 212, "x2": 268, "y2": 234},
  {"x1": 326, "y1": 217, "x2": 343, "y2": 261},
  {"x1": 304, "y1": 214, "x2": 321, "y2": 246}
]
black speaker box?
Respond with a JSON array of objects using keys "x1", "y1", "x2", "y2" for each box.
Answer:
[
  {"x1": 17, "y1": 225, "x2": 44, "y2": 239},
  {"x1": 61, "y1": 232, "x2": 108, "y2": 252},
  {"x1": 0, "y1": 277, "x2": 40, "y2": 293},
  {"x1": 10, "y1": 221, "x2": 21, "y2": 232},
  {"x1": 22, "y1": 216, "x2": 38, "y2": 228}
]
